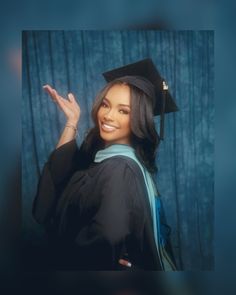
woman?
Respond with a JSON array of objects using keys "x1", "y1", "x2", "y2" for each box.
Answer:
[{"x1": 32, "y1": 59, "x2": 178, "y2": 270}]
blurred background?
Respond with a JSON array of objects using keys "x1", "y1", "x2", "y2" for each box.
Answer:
[
  {"x1": 1, "y1": 0, "x2": 236, "y2": 294},
  {"x1": 22, "y1": 30, "x2": 214, "y2": 271}
]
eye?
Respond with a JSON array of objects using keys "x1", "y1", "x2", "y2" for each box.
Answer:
[
  {"x1": 101, "y1": 102, "x2": 108, "y2": 108},
  {"x1": 119, "y1": 109, "x2": 129, "y2": 115}
]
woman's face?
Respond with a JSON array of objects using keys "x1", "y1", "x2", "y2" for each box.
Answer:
[{"x1": 97, "y1": 83, "x2": 132, "y2": 147}]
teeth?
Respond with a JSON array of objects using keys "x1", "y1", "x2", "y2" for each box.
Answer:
[{"x1": 102, "y1": 123, "x2": 116, "y2": 130}]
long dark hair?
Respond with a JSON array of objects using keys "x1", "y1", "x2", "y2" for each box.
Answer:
[{"x1": 80, "y1": 79, "x2": 160, "y2": 174}]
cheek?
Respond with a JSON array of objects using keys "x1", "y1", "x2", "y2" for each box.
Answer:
[
  {"x1": 97, "y1": 107, "x2": 103, "y2": 120},
  {"x1": 122, "y1": 117, "x2": 131, "y2": 132}
]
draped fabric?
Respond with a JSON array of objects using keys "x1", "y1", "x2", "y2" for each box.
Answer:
[
  {"x1": 94, "y1": 143, "x2": 176, "y2": 270},
  {"x1": 22, "y1": 30, "x2": 214, "y2": 270}
]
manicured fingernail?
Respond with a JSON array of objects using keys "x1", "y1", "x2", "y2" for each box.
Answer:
[{"x1": 119, "y1": 259, "x2": 132, "y2": 267}]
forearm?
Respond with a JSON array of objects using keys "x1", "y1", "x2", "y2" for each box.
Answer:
[{"x1": 56, "y1": 119, "x2": 79, "y2": 149}]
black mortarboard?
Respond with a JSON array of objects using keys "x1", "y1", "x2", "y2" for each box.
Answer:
[{"x1": 102, "y1": 58, "x2": 179, "y2": 140}]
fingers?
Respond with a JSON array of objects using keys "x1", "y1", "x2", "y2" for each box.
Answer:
[
  {"x1": 43, "y1": 85, "x2": 79, "y2": 112},
  {"x1": 43, "y1": 85, "x2": 65, "y2": 104},
  {"x1": 52, "y1": 89, "x2": 66, "y2": 111},
  {"x1": 43, "y1": 84, "x2": 54, "y2": 94},
  {"x1": 68, "y1": 93, "x2": 80, "y2": 110},
  {"x1": 43, "y1": 84, "x2": 57, "y2": 102},
  {"x1": 68, "y1": 93, "x2": 75, "y2": 103},
  {"x1": 118, "y1": 259, "x2": 132, "y2": 268},
  {"x1": 43, "y1": 85, "x2": 75, "y2": 103}
]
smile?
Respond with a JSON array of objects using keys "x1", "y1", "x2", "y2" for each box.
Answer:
[{"x1": 101, "y1": 122, "x2": 117, "y2": 132}]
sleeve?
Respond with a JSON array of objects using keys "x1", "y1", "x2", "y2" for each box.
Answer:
[
  {"x1": 74, "y1": 159, "x2": 145, "y2": 270},
  {"x1": 32, "y1": 139, "x2": 88, "y2": 225}
]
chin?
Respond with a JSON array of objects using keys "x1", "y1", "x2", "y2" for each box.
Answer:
[
  {"x1": 100, "y1": 133, "x2": 116, "y2": 142},
  {"x1": 99, "y1": 130, "x2": 117, "y2": 142}
]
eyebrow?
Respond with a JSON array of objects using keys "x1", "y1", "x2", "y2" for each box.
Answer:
[{"x1": 103, "y1": 97, "x2": 131, "y2": 108}]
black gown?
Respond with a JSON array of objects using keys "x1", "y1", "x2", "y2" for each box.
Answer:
[{"x1": 32, "y1": 139, "x2": 168, "y2": 270}]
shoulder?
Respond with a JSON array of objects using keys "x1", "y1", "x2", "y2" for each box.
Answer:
[
  {"x1": 98, "y1": 156, "x2": 143, "y2": 177},
  {"x1": 96, "y1": 156, "x2": 146, "y2": 191},
  {"x1": 95, "y1": 156, "x2": 149, "y2": 217}
]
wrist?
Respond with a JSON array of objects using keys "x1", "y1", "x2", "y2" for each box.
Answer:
[
  {"x1": 65, "y1": 123, "x2": 78, "y2": 135},
  {"x1": 66, "y1": 119, "x2": 79, "y2": 126}
]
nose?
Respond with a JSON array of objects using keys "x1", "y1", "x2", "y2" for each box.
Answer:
[{"x1": 103, "y1": 108, "x2": 115, "y2": 122}]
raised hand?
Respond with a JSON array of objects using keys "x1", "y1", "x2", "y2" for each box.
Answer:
[{"x1": 43, "y1": 84, "x2": 81, "y2": 125}]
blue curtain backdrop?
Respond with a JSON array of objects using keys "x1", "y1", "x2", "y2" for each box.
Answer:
[{"x1": 22, "y1": 30, "x2": 214, "y2": 270}]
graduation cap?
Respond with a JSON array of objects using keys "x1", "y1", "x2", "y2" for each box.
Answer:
[{"x1": 102, "y1": 58, "x2": 179, "y2": 140}]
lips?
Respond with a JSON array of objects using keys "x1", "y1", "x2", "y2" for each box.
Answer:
[{"x1": 101, "y1": 121, "x2": 118, "y2": 132}]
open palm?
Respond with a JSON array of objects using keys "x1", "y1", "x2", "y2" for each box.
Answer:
[{"x1": 43, "y1": 84, "x2": 81, "y2": 124}]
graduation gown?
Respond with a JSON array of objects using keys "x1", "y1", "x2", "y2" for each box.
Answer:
[{"x1": 32, "y1": 139, "x2": 165, "y2": 270}]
